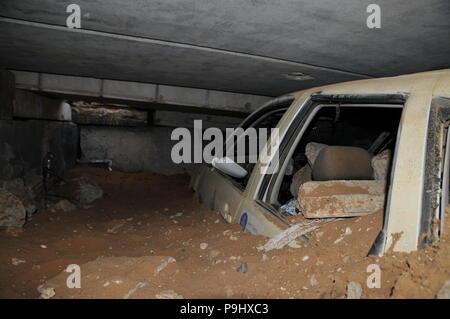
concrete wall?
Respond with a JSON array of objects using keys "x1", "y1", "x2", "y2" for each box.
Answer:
[
  {"x1": 80, "y1": 125, "x2": 192, "y2": 175},
  {"x1": 0, "y1": 120, "x2": 78, "y2": 179}
]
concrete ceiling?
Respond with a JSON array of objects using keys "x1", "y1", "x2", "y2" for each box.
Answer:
[{"x1": 0, "y1": 0, "x2": 449, "y2": 97}]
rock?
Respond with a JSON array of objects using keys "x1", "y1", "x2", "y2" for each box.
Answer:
[
  {"x1": 437, "y1": 279, "x2": 450, "y2": 299},
  {"x1": 37, "y1": 284, "x2": 56, "y2": 299},
  {"x1": 236, "y1": 262, "x2": 248, "y2": 273},
  {"x1": 0, "y1": 189, "x2": 26, "y2": 228},
  {"x1": 371, "y1": 149, "x2": 392, "y2": 180},
  {"x1": 200, "y1": 242, "x2": 208, "y2": 250},
  {"x1": 51, "y1": 176, "x2": 103, "y2": 204},
  {"x1": 1, "y1": 178, "x2": 37, "y2": 217},
  {"x1": 11, "y1": 257, "x2": 26, "y2": 266},
  {"x1": 155, "y1": 289, "x2": 183, "y2": 299},
  {"x1": 50, "y1": 199, "x2": 77, "y2": 212},
  {"x1": 290, "y1": 165, "x2": 312, "y2": 198},
  {"x1": 346, "y1": 281, "x2": 363, "y2": 299},
  {"x1": 310, "y1": 274, "x2": 319, "y2": 287},
  {"x1": 344, "y1": 227, "x2": 352, "y2": 235},
  {"x1": 297, "y1": 180, "x2": 386, "y2": 218}
]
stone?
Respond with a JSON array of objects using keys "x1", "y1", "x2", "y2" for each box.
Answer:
[
  {"x1": 1, "y1": 178, "x2": 37, "y2": 217},
  {"x1": 371, "y1": 149, "x2": 392, "y2": 180},
  {"x1": 200, "y1": 242, "x2": 208, "y2": 250},
  {"x1": 0, "y1": 189, "x2": 26, "y2": 228},
  {"x1": 297, "y1": 180, "x2": 386, "y2": 218},
  {"x1": 155, "y1": 289, "x2": 183, "y2": 299},
  {"x1": 11, "y1": 257, "x2": 26, "y2": 266},
  {"x1": 37, "y1": 284, "x2": 56, "y2": 299},
  {"x1": 346, "y1": 281, "x2": 363, "y2": 299},
  {"x1": 437, "y1": 279, "x2": 450, "y2": 299}
]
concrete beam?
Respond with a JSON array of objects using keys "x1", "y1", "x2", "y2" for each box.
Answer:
[
  {"x1": 12, "y1": 70, "x2": 271, "y2": 114},
  {"x1": 153, "y1": 110, "x2": 244, "y2": 130},
  {"x1": 13, "y1": 89, "x2": 71, "y2": 121},
  {"x1": 71, "y1": 102, "x2": 148, "y2": 127}
]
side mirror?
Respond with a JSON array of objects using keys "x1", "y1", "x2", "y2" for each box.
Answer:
[{"x1": 211, "y1": 157, "x2": 248, "y2": 178}]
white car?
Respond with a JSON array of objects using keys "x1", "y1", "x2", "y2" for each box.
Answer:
[{"x1": 191, "y1": 69, "x2": 450, "y2": 254}]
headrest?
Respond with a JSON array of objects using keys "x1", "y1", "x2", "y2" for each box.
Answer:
[{"x1": 312, "y1": 146, "x2": 373, "y2": 181}]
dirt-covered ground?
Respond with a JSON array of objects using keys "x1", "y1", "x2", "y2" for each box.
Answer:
[{"x1": 0, "y1": 167, "x2": 449, "y2": 299}]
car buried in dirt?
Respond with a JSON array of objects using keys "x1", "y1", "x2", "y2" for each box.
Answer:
[{"x1": 190, "y1": 69, "x2": 450, "y2": 254}]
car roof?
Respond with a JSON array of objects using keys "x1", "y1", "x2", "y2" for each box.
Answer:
[{"x1": 286, "y1": 69, "x2": 450, "y2": 100}]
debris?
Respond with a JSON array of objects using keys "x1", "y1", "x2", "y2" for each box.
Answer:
[
  {"x1": 37, "y1": 284, "x2": 56, "y2": 299},
  {"x1": 50, "y1": 199, "x2": 77, "y2": 212},
  {"x1": 302, "y1": 256, "x2": 309, "y2": 261},
  {"x1": 155, "y1": 289, "x2": 183, "y2": 299},
  {"x1": 310, "y1": 274, "x2": 318, "y2": 287},
  {"x1": 279, "y1": 198, "x2": 299, "y2": 216},
  {"x1": 0, "y1": 189, "x2": 26, "y2": 228},
  {"x1": 262, "y1": 219, "x2": 337, "y2": 252},
  {"x1": 200, "y1": 242, "x2": 208, "y2": 250},
  {"x1": 437, "y1": 279, "x2": 450, "y2": 299},
  {"x1": 346, "y1": 282, "x2": 363, "y2": 299},
  {"x1": 1, "y1": 178, "x2": 37, "y2": 217},
  {"x1": 40, "y1": 244, "x2": 47, "y2": 249},
  {"x1": 11, "y1": 257, "x2": 26, "y2": 266},
  {"x1": 123, "y1": 281, "x2": 148, "y2": 299},
  {"x1": 297, "y1": 180, "x2": 386, "y2": 218},
  {"x1": 155, "y1": 256, "x2": 176, "y2": 275},
  {"x1": 106, "y1": 219, "x2": 127, "y2": 234},
  {"x1": 229, "y1": 236, "x2": 238, "y2": 241},
  {"x1": 344, "y1": 227, "x2": 352, "y2": 236},
  {"x1": 236, "y1": 262, "x2": 248, "y2": 273}
]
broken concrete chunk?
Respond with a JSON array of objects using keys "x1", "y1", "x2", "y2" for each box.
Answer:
[
  {"x1": 0, "y1": 189, "x2": 26, "y2": 228},
  {"x1": 297, "y1": 180, "x2": 386, "y2": 218},
  {"x1": 371, "y1": 149, "x2": 392, "y2": 180}
]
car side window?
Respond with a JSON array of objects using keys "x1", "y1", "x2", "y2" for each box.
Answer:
[{"x1": 224, "y1": 96, "x2": 295, "y2": 189}]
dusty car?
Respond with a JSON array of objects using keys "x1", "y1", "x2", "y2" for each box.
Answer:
[{"x1": 190, "y1": 69, "x2": 450, "y2": 254}]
